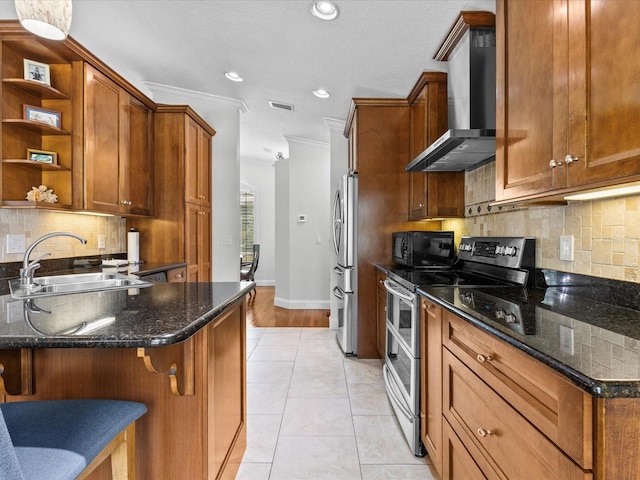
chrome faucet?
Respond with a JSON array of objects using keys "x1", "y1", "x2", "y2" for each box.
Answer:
[{"x1": 21, "y1": 232, "x2": 88, "y2": 289}]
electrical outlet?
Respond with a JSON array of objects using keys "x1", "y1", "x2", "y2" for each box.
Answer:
[
  {"x1": 98, "y1": 235, "x2": 106, "y2": 249},
  {"x1": 560, "y1": 325, "x2": 574, "y2": 355},
  {"x1": 220, "y1": 235, "x2": 232, "y2": 246},
  {"x1": 559, "y1": 235, "x2": 574, "y2": 261},
  {"x1": 6, "y1": 234, "x2": 26, "y2": 254}
]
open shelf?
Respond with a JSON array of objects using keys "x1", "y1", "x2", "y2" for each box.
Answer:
[
  {"x1": 3, "y1": 159, "x2": 70, "y2": 171},
  {"x1": 2, "y1": 119, "x2": 70, "y2": 135},
  {"x1": 3, "y1": 78, "x2": 68, "y2": 99}
]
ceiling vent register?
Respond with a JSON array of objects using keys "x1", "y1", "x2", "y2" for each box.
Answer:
[{"x1": 268, "y1": 101, "x2": 295, "y2": 112}]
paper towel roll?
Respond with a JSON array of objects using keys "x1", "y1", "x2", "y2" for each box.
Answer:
[{"x1": 127, "y1": 228, "x2": 140, "y2": 264}]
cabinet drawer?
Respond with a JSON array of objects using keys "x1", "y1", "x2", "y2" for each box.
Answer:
[
  {"x1": 443, "y1": 348, "x2": 592, "y2": 480},
  {"x1": 443, "y1": 313, "x2": 592, "y2": 469},
  {"x1": 167, "y1": 267, "x2": 187, "y2": 283},
  {"x1": 442, "y1": 418, "x2": 490, "y2": 480}
]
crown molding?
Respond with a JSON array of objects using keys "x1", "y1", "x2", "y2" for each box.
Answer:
[
  {"x1": 144, "y1": 81, "x2": 248, "y2": 113},
  {"x1": 284, "y1": 135, "x2": 330, "y2": 149}
]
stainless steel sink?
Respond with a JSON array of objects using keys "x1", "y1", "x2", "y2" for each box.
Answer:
[{"x1": 8, "y1": 272, "x2": 152, "y2": 300}]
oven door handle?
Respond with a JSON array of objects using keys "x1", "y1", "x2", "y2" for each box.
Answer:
[
  {"x1": 383, "y1": 279, "x2": 416, "y2": 304},
  {"x1": 383, "y1": 364, "x2": 412, "y2": 420}
]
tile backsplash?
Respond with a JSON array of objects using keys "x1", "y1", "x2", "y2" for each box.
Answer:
[
  {"x1": 0, "y1": 210, "x2": 126, "y2": 263},
  {"x1": 442, "y1": 162, "x2": 640, "y2": 283}
]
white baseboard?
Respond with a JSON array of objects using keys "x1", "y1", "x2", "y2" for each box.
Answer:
[
  {"x1": 274, "y1": 297, "x2": 330, "y2": 310},
  {"x1": 328, "y1": 314, "x2": 339, "y2": 330}
]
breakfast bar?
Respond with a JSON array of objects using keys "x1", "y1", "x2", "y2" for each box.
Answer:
[{"x1": 0, "y1": 281, "x2": 253, "y2": 480}]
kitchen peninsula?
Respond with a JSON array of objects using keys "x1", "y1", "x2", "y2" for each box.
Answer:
[{"x1": 0, "y1": 281, "x2": 253, "y2": 480}]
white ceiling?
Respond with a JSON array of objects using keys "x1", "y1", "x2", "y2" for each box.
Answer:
[{"x1": 1, "y1": 0, "x2": 495, "y2": 162}]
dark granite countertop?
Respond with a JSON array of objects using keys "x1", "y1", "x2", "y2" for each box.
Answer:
[
  {"x1": 376, "y1": 263, "x2": 640, "y2": 398},
  {"x1": 0, "y1": 281, "x2": 254, "y2": 349},
  {"x1": 419, "y1": 285, "x2": 640, "y2": 398}
]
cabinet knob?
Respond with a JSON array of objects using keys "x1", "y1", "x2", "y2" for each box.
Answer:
[
  {"x1": 565, "y1": 154, "x2": 579, "y2": 164},
  {"x1": 477, "y1": 428, "x2": 493, "y2": 437},
  {"x1": 549, "y1": 159, "x2": 562, "y2": 168},
  {"x1": 419, "y1": 203, "x2": 424, "y2": 208},
  {"x1": 476, "y1": 354, "x2": 493, "y2": 363},
  {"x1": 175, "y1": 274, "x2": 183, "y2": 278}
]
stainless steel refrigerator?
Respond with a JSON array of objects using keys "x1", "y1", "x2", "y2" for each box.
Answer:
[{"x1": 332, "y1": 173, "x2": 357, "y2": 355}]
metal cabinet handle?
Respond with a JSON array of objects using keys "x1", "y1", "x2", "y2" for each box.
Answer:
[
  {"x1": 565, "y1": 154, "x2": 579, "y2": 164},
  {"x1": 477, "y1": 428, "x2": 493, "y2": 437},
  {"x1": 549, "y1": 159, "x2": 562, "y2": 168},
  {"x1": 476, "y1": 354, "x2": 493, "y2": 363}
]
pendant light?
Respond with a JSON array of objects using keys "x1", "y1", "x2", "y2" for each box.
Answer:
[{"x1": 14, "y1": 0, "x2": 73, "y2": 41}]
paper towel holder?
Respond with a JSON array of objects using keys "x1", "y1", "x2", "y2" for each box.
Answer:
[{"x1": 127, "y1": 228, "x2": 144, "y2": 265}]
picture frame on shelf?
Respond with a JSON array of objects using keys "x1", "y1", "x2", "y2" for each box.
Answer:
[
  {"x1": 23, "y1": 104, "x2": 61, "y2": 128},
  {"x1": 27, "y1": 148, "x2": 57, "y2": 165},
  {"x1": 23, "y1": 58, "x2": 51, "y2": 86}
]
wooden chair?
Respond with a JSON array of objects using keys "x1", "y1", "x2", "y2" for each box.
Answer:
[
  {"x1": 0, "y1": 399, "x2": 147, "y2": 480},
  {"x1": 240, "y1": 244, "x2": 260, "y2": 297}
]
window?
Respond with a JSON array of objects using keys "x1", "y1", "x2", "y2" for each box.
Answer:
[{"x1": 240, "y1": 189, "x2": 255, "y2": 261}]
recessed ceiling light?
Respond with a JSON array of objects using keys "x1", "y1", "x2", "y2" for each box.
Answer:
[
  {"x1": 313, "y1": 89, "x2": 331, "y2": 99},
  {"x1": 311, "y1": 1, "x2": 340, "y2": 21},
  {"x1": 224, "y1": 71, "x2": 243, "y2": 82}
]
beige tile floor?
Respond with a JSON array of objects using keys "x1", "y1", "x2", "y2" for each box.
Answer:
[{"x1": 237, "y1": 326, "x2": 437, "y2": 480}]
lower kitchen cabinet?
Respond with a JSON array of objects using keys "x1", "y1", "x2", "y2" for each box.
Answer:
[
  {"x1": 376, "y1": 271, "x2": 386, "y2": 358},
  {"x1": 1, "y1": 297, "x2": 247, "y2": 480},
  {"x1": 420, "y1": 299, "x2": 443, "y2": 476},
  {"x1": 419, "y1": 300, "x2": 640, "y2": 480}
]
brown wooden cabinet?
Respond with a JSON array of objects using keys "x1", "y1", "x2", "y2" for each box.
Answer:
[
  {"x1": 344, "y1": 99, "x2": 409, "y2": 358},
  {"x1": 83, "y1": 64, "x2": 153, "y2": 216},
  {"x1": 420, "y1": 298, "x2": 443, "y2": 476},
  {"x1": 407, "y1": 72, "x2": 464, "y2": 220},
  {"x1": 495, "y1": 0, "x2": 640, "y2": 204},
  {"x1": 2, "y1": 295, "x2": 247, "y2": 480},
  {"x1": 375, "y1": 271, "x2": 386, "y2": 358},
  {"x1": 0, "y1": 22, "x2": 156, "y2": 216},
  {"x1": 0, "y1": 27, "x2": 75, "y2": 209},
  {"x1": 128, "y1": 106, "x2": 215, "y2": 282}
]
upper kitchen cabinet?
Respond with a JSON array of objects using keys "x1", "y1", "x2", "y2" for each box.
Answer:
[
  {"x1": 185, "y1": 115, "x2": 212, "y2": 206},
  {"x1": 128, "y1": 106, "x2": 215, "y2": 282},
  {"x1": 82, "y1": 64, "x2": 154, "y2": 216},
  {"x1": 495, "y1": 0, "x2": 640, "y2": 203},
  {"x1": 407, "y1": 72, "x2": 464, "y2": 220},
  {"x1": 0, "y1": 24, "x2": 76, "y2": 209}
]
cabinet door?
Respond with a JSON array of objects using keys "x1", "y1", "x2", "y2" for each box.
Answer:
[
  {"x1": 442, "y1": 420, "x2": 489, "y2": 480},
  {"x1": 567, "y1": 0, "x2": 640, "y2": 187},
  {"x1": 408, "y1": 86, "x2": 429, "y2": 219},
  {"x1": 198, "y1": 127, "x2": 211, "y2": 207},
  {"x1": 495, "y1": 0, "x2": 567, "y2": 202},
  {"x1": 348, "y1": 110, "x2": 358, "y2": 172},
  {"x1": 198, "y1": 206, "x2": 212, "y2": 282},
  {"x1": 421, "y1": 299, "x2": 443, "y2": 476},
  {"x1": 185, "y1": 116, "x2": 211, "y2": 206},
  {"x1": 408, "y1": 77, "x2": 463, "y2": 219},
  {"x1": 185, "y1": 116, "x2": 200, "y2": 205},
  {"x1": 127, "y1": 96, "x2": 153, "y2": 216},
  {"x1": 185, "y1": 203, "x2": 200, "y2": 282},
  {"x1": 84, "y1": 64, "x2": 123, "y2": 213}
]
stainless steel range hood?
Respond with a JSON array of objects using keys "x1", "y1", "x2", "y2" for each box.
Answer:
[{"x1": 406, "y1": 26, "x2": 496, "y2": 172}]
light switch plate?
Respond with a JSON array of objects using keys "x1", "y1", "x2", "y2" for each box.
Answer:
[
  {"x1": 6, "y1": 234, "x2": 26, "y2": 254},
  {"x1": 560, "y1": 325, "x2": 574, "y2": 355}
]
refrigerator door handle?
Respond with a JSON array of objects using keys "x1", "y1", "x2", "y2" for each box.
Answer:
[
  {"x1": 333, "y1": 266, "x2": 344, "y2": 276},
  {"x1": 332, "y1": 286, "x2": 344, "y2": 300},
  {"x1": 331, "y1": 188, "x2": 342, "y2": 257}
]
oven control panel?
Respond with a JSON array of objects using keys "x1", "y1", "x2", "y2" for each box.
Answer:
[
  {"x1": 458, "y1": 291, "x2": 534, "y2": 336},
  {"x1": 458, "y1": 236, "x2": 535, "y2": 270}
]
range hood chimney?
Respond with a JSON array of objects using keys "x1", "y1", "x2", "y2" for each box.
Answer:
[{"x1": 406, "y1": 11, "x2": 496, "y2": 172}]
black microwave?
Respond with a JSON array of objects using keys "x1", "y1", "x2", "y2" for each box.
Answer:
[{"x1": 392, "y1": 231, "x2": 455, "y2": 267}]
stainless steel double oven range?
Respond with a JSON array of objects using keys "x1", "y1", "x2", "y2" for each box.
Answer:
[{"x1": 382, "y1": 233, "x2": 535, "y2": 457}]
